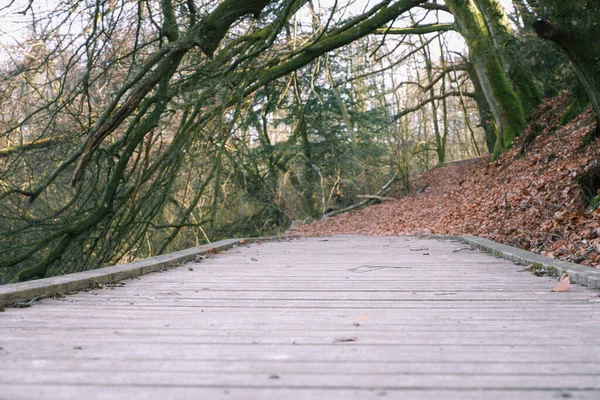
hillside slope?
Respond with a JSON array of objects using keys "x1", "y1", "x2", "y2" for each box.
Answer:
[{"x1": 295, "y1": 95, "x2": 600, "y2": 269}]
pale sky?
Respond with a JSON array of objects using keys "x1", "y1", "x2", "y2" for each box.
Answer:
[{"x1": 0, "y1": 0, "x2": 518, "y2": 64}]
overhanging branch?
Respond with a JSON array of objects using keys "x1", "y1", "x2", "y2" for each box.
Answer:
[
  {"x1": 392, "y1": 91, "x2": 476, "y2": 121},
  {"x1": 375, "y1": 23, "x2": 455, "y2": 35},
  {"x1": 0, "y1": 136, "x2": 64, "y2": 159}
]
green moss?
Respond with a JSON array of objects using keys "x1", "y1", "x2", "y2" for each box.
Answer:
[
  {"x1": 510, "y1": 67, "x2": 542, "y2": 115},
  {"x1": 531, "y1": 262, "x2": 544, "y2": 270},
  {"x1": 536, "y1": 0, "x2": 600, "y2": 120},
  {"x1": 476, "y1": 0, "x2": 541, "y2": 115},
  {"x1": 528, "y1": 262, "x2": 562, "y2": 278},
  {"x1": 547, "y1": 266, "x2": 559, "y2": 276},
  {"x1": 485, "y1": 60, "x2": 526, "y2": 146},
  {"x1": 590, "y1": 195, "x2": 600, "y2": 210},
  {"x1": 446, "y1": 0, "x2": 525, "y2": 155}
]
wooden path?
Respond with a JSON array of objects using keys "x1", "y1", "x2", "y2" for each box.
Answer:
[{"x1": 1, "y1": 235, "x2": 599, "y2": 399}]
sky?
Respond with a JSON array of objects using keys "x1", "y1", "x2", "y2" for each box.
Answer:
[{"x1": 0, "y1": 0, "x2": 518, "y2": 65}]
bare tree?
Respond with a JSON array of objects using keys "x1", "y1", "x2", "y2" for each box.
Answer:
[{"x1": 0, "y1": 0, "x2": 429, "y2": 282}]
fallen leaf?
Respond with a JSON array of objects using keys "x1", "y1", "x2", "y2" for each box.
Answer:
[
  {"x1": 357, "y1": 313, "x2": 374, "y2": 321},
  {"x1": 240, "y1": 239, "x2": 247, "y2": 245},
  {"x1": 333, "y1": 336, "x2": 359, "y2": 343},
  {"x1": 552, "y1": 273, "x2": 571, "y2": 292}
]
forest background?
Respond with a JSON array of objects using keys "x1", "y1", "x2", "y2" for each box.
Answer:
[{"x1": 0, "y1": 0, "x2": 597, "y2": 283}]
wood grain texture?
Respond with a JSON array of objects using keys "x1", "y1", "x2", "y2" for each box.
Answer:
[{"x1": 1, "y1": 235, "x2": 599, "y2": 399}]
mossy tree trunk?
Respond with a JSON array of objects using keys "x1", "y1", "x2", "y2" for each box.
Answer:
[
  {"x1": 446, "y1": 0, "x2": 526, "y2": 158},
  {"x1": 475, "y1": 0, "x2": 541, "y2": 115},
  {"x1": 533, "y1": 0, "x2": 600, "y2": 122},
  {"x1": 467, "y1": 63, "x2": 499, "y2": 154}
]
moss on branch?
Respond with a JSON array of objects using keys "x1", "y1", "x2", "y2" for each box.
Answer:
[{"x1": 375, "y1": 23, "x2": 455, "y2": 35}]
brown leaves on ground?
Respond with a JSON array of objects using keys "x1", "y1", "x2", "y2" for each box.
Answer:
[
  {"x1": 552, "y1": 273, "x2": 571, "y2": 292},
  {"x1": 295, "y1": 95, "x2": 600, "y2": 270}
]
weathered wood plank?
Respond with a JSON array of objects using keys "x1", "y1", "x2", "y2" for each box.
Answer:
[
  {"x1": 1, "y1": 235, "x2": 599, "y2": 399},
  {"x1": 2, "y1": 369, "x2": 600, "y2": 389},
  {"x1": 3, "y1": 358, "x2": 600, "y2": 375},
  {"x1": 2, "y1": 386, "x2": 599, "y2": 400}
]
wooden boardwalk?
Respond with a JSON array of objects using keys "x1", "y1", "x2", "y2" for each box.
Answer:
[{"x1": 1, "y1": 235, "x2": 599, "y2": 399}]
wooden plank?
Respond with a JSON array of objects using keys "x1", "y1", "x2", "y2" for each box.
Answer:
[
  {"x1": 1, "y1": 235, "x2": 599, "y2": 399},
  {"x1": 2, "y1": 386, "x2": 599, "y2": 400},
  {"x1": 3, "y1": 358, "x2": 600, "y2": 375},
  {"x1": 1, "y1": 369, "x2": 600, "y2": 389},
  {"x1": 1, "y1": 334, "x2": 599, "y2": 347}
]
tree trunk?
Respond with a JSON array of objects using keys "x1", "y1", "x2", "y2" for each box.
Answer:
[
  {"x1": 476, "y1": 0, "x2": 541, "y2": 115},
  {"x1": 421, "y1": 39, "x2": 444, "y2": 165},
  {"x1": 533, "y1": 1, "x2": 600, "y2": 120},
  {"x1": 326, "y1": 60, "x2": 356, "y2": 149},
  {"x1": 446, "y1": 0, "x2": 526, "y2": 158},
  {"x1": 467, "y1": 63, "x2": 499, "y2": 154}
]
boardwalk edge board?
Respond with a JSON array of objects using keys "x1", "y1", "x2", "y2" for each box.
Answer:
[
  {"x1": 424, "y1": 234, "x2": 600, "y2": 290},
  {"x1": 0, "y1": 236, "x2": 296, "y2": 306}
]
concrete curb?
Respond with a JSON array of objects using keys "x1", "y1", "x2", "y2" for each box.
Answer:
[
  {"x1": 0, "y1": 236, "x2": 293, "y2": 306},
  {"x1": 423, "y1": 234, "x2": 600, "y2": 290}
]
